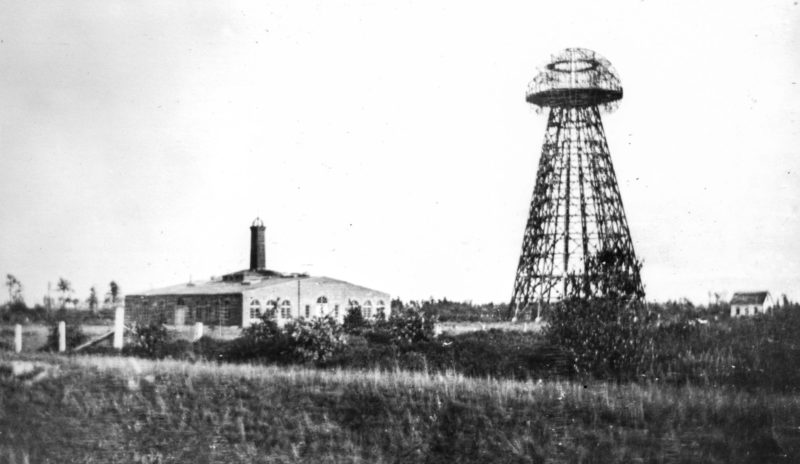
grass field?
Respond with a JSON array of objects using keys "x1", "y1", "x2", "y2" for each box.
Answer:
[{"x1": 1, "y1": 353, "x2": 798, "y2": 463}]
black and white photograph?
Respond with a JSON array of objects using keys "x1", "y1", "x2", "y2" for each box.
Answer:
[{"x1": 1, "y1": 1, "x2": 799, "y2": 462}]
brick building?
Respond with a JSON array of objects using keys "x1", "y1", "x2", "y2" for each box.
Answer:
[{"x1": 125, "y1": 219, "x2": 391, "y2": 328}]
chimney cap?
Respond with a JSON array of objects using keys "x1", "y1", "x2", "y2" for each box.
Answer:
[{"x1": 251, "y1": 217, "x2": 265, "y2": 228}]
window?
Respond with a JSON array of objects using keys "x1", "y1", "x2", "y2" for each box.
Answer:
[
  {"x1": 735, "y1": 307, "x2": 740, "y2": 316},
  {"x1": 280, "y1": 300, "x2": 292, "y2": 319},
  {"x1": 265, "y1": 299, "x2": 278, "y2": 318},
  {"x1": 334, "y1": 304, "x2": 340, "y2": 319},
  {"x1": 754, "y1": 307, "x2": 759, "y2": 315},
  {"x1": 305, "y1": 305, "x2": 310, "y2": 318},
  {"x1": 315, "y1": 296, "x2": 329, "y2": 318},
  {"x1": 249, "y1": 299, "x2": 262, "y2": 320},
  {"x1": 177, "y1": 298, "x2": 185, "y2": 306},
  {"x1": 219, "y1": 299, "x2": 230, "y2": 323},
  {"x1": 376, "y1": 300, "x2": 386, "y2": 318},
  {"x1": 363, "y1": 300, "x2": 373, "y2": 318}
]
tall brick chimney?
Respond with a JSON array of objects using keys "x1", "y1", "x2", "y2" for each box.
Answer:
[{"x1": 250, "y1": 217, "x2": 266, "y2": 271}]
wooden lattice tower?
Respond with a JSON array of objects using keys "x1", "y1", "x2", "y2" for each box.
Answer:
[{"x1": 510, "y1": 48, "x2": 643, "y2": 321}]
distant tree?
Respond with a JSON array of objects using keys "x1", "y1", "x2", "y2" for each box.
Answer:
[
  {"x1": 87, "y1": 286, "x2": 99, "y2": 312},
  {"x1": 5, "y1": 274, "x2": 24, "y2": 304},
  {"x1": 42, "y1": 295, "x2": 55, "y2": 312},
  {"x1": 57, "y1": 277, "x2": 73, "y2": 309},
  {"x1": 390, "y1": 298, "x2": 404, "y2": 312},
  {"x1": 386, "y1": 306, "x2": 437, "y2": 344},
  {"x1": 342, "y1": 301, "x2": 366, "y2": 333},
  {"x1": 106, "y1": 281, "x2": 120, "y2": 305}
]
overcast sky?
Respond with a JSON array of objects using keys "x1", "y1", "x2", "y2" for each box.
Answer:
[{"x1": 1, "y1": 0, "x2": 798, "y2": 305}]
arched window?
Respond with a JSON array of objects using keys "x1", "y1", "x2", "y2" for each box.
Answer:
[
  {"x1": 280, "y1": 300, "x2": 292, "y2": 319},
  {"x1": 376, "y1": 300, "x2": 386, "y2": 319},
  {"x1": 265, "y1": 299, "x2": 278, "y2": 318},
  {"x1": 249, "y1": 299, "x2": 262, "y2": 320},
  {"x1": 363, "y1": 300, "x2": 373, "y2": 318},
  {"x1": 315, "y1": 296, "x2": 329, "y2": 319}
]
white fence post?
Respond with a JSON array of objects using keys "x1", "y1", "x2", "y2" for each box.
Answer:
[
  {"x1": 58, "y1": 321, "x2": 66, "y2": 352},
  {"x1": 14, "y1": 324, "x2": 22, "y2": 353},
  {"x1": 113, "y1": 306, "x2": 124, "y2": 350},
  {"x1": 193, "y1": 322, "x2": 204, "y2": 342},
  {"x1": 523, "y1": 322, "x2": 528, "y2": 333}
]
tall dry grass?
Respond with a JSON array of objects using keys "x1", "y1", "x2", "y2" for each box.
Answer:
[{"x1": 1, "y1": 353, "x2": 799, "y2": 463}]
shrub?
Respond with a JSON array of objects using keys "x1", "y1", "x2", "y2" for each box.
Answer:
[
  {"x1": 0, "y1": 302, "x2": 48, "y2": 324},
  {"x1": 192, "y1": 336, "x2": 234, "y2": 362},
  {"x1": 544, "y1": 249, "x2": 653, "y2": 380},
  {"x1": 286, "y1": 316, "x2": 345, "y2": 364},
  {"x1": 230, "y1": 309, "x2": 294, "y2": 363},
  {"x1": 129, "y1": 322, "x2": 169, "y2": 358},
  {"x1": 546, "y1": 298, "x2": 655, "y2": 379},
  {"x1": 384, "y1": 305, "x2": 437, "y2": 344},
  {"x1": 343, "y1": 303, "x2": 366, "y2": 333}
]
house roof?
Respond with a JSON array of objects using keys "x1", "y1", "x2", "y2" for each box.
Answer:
[
  {"x1": 127, "y1": 274, "x2": 390, "y2": 298},
  {"x1": 129, "y1": 276, "x2": 301, "y2": 297},
  {"x1": 730, "y1": 291, "x2": 770, "y2": 305},
  {"x1": 286, "y1": 276, "x2": 391, "y2": 298}
]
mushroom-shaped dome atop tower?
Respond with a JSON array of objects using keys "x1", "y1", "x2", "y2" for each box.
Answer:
[
  {"x1": 251, "y1": 217, "x2": 265, "y2": 228},
  {"x1": 526, "y1": 48, "x2": 622, "y2": 110}
]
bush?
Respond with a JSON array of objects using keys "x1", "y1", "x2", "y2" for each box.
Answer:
[
  {"x1": 384, "y1": 305, "x2": 437, "y2": 344},
  {"x1": 192, "y1": 336, "x2": 233, "y2": 362},
  {"x1": 645, "y1": 303, "x2": 800, "y2": 391},
  {"x1": 129, "y1": 322, "x2": 169, "y2": 358},
  {"x1": 285, "y1": 316, "x2": 345, "y2": 364},
  {"x1": 343, "y1": 304, "x2": 366, "y2": 334},
  {"x1": 544, "y1": 249, "x2": 652, "y2": 380},
  {"x1": 546, "y1": 298, "x2": 655, "y2": 379},
  {"x1": 231, "y1": 309, "x2": 347, "y2": 364},
  {"x1": 0, "y1": 302, "x2": 48, "y2": 324},
  {"x1": 230, "y1": 309, "x2": 294, "y2": 363}
]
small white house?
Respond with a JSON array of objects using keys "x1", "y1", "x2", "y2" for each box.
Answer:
[{"x1": 730, "y1": 291, "x2": 774, "y2": 318}]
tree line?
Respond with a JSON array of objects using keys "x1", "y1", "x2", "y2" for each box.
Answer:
[{"x1": 4, "y1": 274, "x2": 121, "y2": 312}]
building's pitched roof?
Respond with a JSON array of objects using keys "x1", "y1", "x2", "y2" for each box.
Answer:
[
  {"x1": 129, "y1": 276, "x2": 304, "y2": 297},
  {"x1": 276, "y1": 276, "x2": 391, "y2": 298},
  {"x1": 128, "y1": 273, "x2": 390, "y2": 299},
  {"x1": 730, "y1": 291, "x2": 770, "y2": 305},
  {"x1": 222, "y1": 269, "x2": 288, "y2": 280}
]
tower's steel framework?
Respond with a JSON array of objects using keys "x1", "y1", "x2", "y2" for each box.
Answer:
[{"x1": 511, "y1": 48, "x2": 643, "y2": 321}]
